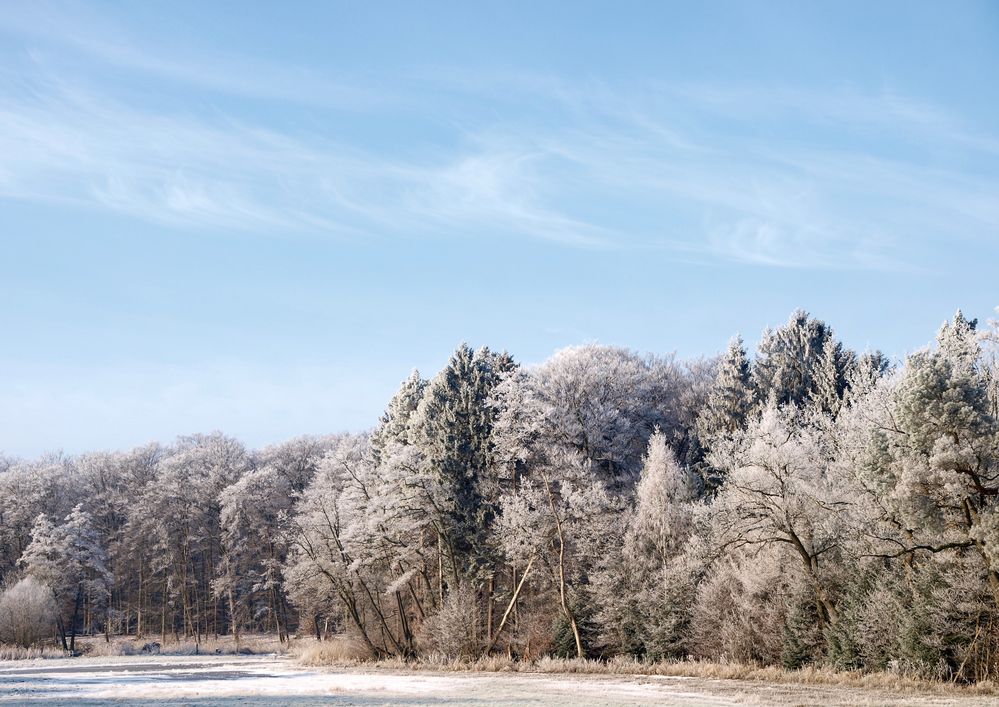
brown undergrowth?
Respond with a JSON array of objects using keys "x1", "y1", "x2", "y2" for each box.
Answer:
[{"x1": 0, "y1": 634, "x2": 289, "y2": 660}]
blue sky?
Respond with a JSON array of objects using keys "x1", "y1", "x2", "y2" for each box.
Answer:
[{"x1": 1, "y1": 1, "x2": 998, "y2": 456}]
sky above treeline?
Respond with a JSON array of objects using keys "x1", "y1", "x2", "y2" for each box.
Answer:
[{"x1": 1, "y1": 1, "x2": 998, "y2": 456}]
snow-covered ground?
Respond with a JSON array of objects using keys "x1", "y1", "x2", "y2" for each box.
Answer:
[{"x1": 0, "y1": 654, "x2": 992, "y2": 706}]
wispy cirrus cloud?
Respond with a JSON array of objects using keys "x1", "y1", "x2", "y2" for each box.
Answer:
[
  {"x1": 0, "y1": 70, "x2": 599, "y2": 245},
  {"x1": 0, "y1": 4, "x2": 997, "y2": 268},
  {"x1": 0, "y1": 2, "x2": 381, "y2": 109},
  {"x1": 0, "y1": 58, "x2": 632, "y2": 249}
]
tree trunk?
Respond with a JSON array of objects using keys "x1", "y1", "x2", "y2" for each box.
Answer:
[
  {"x1": 395, "y1": 590, "x2": 413, "y2": 656},
  {"x1": 56, "y1": 615, "x2": 68, "y2": 652},
  {"x1": 486, "y1": 574, "x2": 494, "y2": 644},
  {"x1": 556, "y1": 525, "x2": 584, "y2": 659},
  {"x1": 487, "y1": 554, "x2": 535, "y2": 653},
  {"x1": 542, "y1": 475, "x2": 583, "y2": 659},
  {"x1": 137, "y1": 563, "x2": 143, "y2": 638},
  {"x1": 228, "y1": 585, "x2": 240, "y2": 649},
  {"x1": 69, "y1": 586, "x2": 82, "y2": 654}
]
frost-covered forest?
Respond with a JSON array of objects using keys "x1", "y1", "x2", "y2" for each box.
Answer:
[{"x1": 3, "y1": 309, "x2": 999, "y2": 682}]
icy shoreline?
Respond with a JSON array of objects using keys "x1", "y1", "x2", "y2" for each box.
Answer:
[{"x1": 1, "y1": 653, "x2": 996, "y2": 706}]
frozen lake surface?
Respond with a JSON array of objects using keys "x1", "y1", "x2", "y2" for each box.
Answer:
[{"x1": 0, "y1": 654, "x2": 993, "y2": 705}]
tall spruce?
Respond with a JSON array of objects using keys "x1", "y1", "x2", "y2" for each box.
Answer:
[
  {"x1": 937, "y1": 310, "x2": 979, "y2": 374},
  {"x1": 371, "y1": 370, "x2": 427, "y2": 464},
  {"x1": 811, "y1": 337, "x2": 854, "y2": 416},
  {"x1": 752, "y1": 309, "x2": 851, "y2": 409},
  {"x1": 696, "y1": 336, "x2": 753, "y2": 445},
  {"x1": 410, "y1": 345, "x2": 514, "y2": 584},
  {"x1": 695, "y1": 336, "x2": 753, "y2": 491},
  {"x1": 844, "y1": 350, "x2": 891, "y2": 404}
]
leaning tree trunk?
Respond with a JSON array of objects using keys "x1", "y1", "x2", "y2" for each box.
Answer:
[
  {"x1": 487, "y1": 553, "x2": 536, "y2": 653},
  {"x1": 542, "y1": 475, "x2": 584, "y2": 659}
]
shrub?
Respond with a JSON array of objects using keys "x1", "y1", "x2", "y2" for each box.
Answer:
[
  {"x1": 418, "y1": 585, "x2": 481, "y2": 659},
  {"x1": 0, "y1": 577, "x2": 57, "y2": 648}
]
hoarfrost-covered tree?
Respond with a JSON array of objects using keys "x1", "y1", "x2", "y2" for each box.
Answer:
[
  {"x1": 937, "y1": 310, "x2": 979, "y2": 371},
  {"x1": 408, "y1": 345, "x2": 513, "y2": 586},
  {"x1": 20, "y1": 506, "x2": 110, "y2": 652},
  {"x1": 627, "y1": 431, "x2": 701, "y2": 567},
  {"x1": 752, "y1": 310, "x2": 850, "y2": 411},
  {"x1": 696, "y1": 337, "x2": 752, "y2": 445},
  {"x1": 844, "y1": 350, "x2": 891, "y2": 405},
  {"x1": 257, "y1": 435, "x2": 338, "y2": 495},
  {"x1": 849, "y1": 313, "x2": 999, "y2": 611},
  {"x1": 695, "y1": 336, "x2": 753, "y2": 490},
  {"x1": 1, "y1": 307, "x2": 999, "y2": 681},
  {"x1": 495, "y1": 449, "x2": 623, "y2": 658},
  {"x1": 285, "y1": 434, "x2": 419, "y2": 657},
  {"x1": 709, "y1": 405, "x2": 846, "y2": 628},
  {"x1": 216, "y1": 466, "x2": 294, "y2": 644},
  {"x1": 0, "y1": 456, "x2": 80, "y2": 579},
  {"x1": 493, "y1": 344, "x2": 682, "y2": 486},
  {"x1": 285, "y1": 436, "x2": 376, "y2": 652},
  {"x1": 598, "y1": 430, "x2": 703, "y2": 658},
  {"x1": 811, "y1": 338, "x2": 853, "y2": 416},
  {"x1": 371, "y1": 370, "x2": 427, "y2": 464}
]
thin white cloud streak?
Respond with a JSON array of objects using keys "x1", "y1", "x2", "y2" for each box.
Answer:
[
  {"x1": 531, "y1": 81, "x2": 999, "y2": 269},
  {"x1": 0, "y1": 74, "x2": 606, "y2": 246},
  {"x1": 0, "y1": 16, "x2": 997, "y2": 267},
  {"x1": 0, "y1": 2, "x2": 383, "y2": 110}
]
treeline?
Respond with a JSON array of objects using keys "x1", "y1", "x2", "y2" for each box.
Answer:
[{"x1": 2, "y1": 309, "x2": 999, "y2": 681}]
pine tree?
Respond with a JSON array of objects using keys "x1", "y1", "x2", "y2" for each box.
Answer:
[
  {"x1": 609, "y1": 430, "x2": 701, "y2": 659},
  {"x1": 844, "y1": 350, "x2": 891, "y2": 404},
  {"x1": 810, "y1": 335, "x2": 852, "y2": 416},
  {"x1": 695, "y1": 337, "x2": 753, "y2": 491},
  {"x1": 937, "y1": 310, "x2": 979, "y2": 374},
  {"x1": 753, "y1": 310, "x2": 848, "y2": 409},
  {"x1": 410, "y1": 344, "x2": 513, "y2": 584},
  {"x1": 696, "y1": 336, "x2": 753, "y2": 446},
  {"x1": 627, "y1": 430, "x2": 700, "y2": 566},
  {"x1": 781, "y1": 588, "x2": 823, "y2": 669},
  {"x1": 371, "y1": 370, "x2": 427, "y2": 464}
]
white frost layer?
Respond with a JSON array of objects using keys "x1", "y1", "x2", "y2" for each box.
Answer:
[
  {"x1": 2, "y1": 655, "x2": 993, "y2": 706},
  {"x1": 0, "y1": 656, "x2": 734, "y2": 705}
]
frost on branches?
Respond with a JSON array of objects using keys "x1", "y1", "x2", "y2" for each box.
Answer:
[{"x1": 1, "y1": 310, "x2": 999, "y2": 681}]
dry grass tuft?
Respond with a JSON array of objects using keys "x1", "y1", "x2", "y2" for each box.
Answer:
[
  {"x1": 290, "y1": 636, "x2": 371, "y2": 665},
  {"x1": 0, "y1": 645, "x2": 61, "y2": 660}
]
